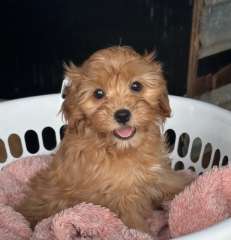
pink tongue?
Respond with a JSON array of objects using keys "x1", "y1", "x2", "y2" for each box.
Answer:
[{"x1": 115, "y1": 127, "x2": 134, "y2": 138}]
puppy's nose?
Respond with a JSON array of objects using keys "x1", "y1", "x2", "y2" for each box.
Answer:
[{"x1": 114, "y1": 109, "x2": 131, "y2": 124}]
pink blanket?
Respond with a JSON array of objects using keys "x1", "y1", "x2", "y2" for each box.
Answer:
[{"x1": 0, "y1": 155, "x2": 230, "y2": 240}]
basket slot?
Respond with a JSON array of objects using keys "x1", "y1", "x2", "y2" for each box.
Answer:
[
  {"x1": 8, "y1": 134, "x2": 23, "y2": 158},
  {"x1": 212, "y1": 149, "x2": 221, "y2": 167},
  {"x1": 42, "y1": 127, "x2": 57, "y2": 151},
  {"x1": 24, "y1": 130, "x2": 40, "y2": 154},
  {"x1": 177, "y1": 133, "x2": 190, "y2": 158},
  {"x1": 164, "y1": 129, "x2": 176, "y2": 153},
  {"x1": 188, "y1": 166, "x2": 196, "y2": 172},
  {"x1": 174, "y1": 161, "x2": 185, "y2": 170},
  {"x1": 0, "y1": 139, "x2": 7, "y2": 162},
  {"x1": 201, "y1": 143, "x2": 213, "y2": 169},
  {"x1": 60, "y1": 125, "x2": 67, "y2": 140},
  {"x1": 222, "y1": 156, "x2": 229, "y2": 166},
  {"x1": 190, "y1": 137, "x2": 202, "y2": 163},
  {"x1": 176, "y1": 132, "x2": 195, "y2": 171}
]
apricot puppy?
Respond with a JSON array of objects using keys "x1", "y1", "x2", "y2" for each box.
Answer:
[{"x1": 16, "y1": 46, "x2": 190, "y2": 233}]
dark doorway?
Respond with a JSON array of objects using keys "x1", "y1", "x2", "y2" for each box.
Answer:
[{"x1": 1, "y1": 0, "x2": 193, "y2": 99}]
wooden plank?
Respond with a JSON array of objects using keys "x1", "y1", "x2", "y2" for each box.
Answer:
[
  {"x1": 204, "y1": 0, "x2": 230, "y2": 6},
  {"x1": 199, "y1": 0, "x2": 231, "y2": 58},
  {"x1": 187, "y1": 0, "x2": 204, "y2": 97}
]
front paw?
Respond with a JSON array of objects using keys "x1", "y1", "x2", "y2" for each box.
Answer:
[{"x1": 120, "y1": 212, "x2": 151, "y2": 234}]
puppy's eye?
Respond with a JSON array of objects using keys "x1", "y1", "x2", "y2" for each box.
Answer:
[
  {"x1": 94, "y1": 88, "x2": 105, "y2": 99},
  {"x1": 130, "y1": 81, "x2": 143, "y2": 92}
]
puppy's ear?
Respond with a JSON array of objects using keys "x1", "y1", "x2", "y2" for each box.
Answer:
[
  {"x1": 143, "y1": 50, "x2": 156, "y2": 63},
  {"x1": 159, "y1": 90, "x2": 171, "y2": 120},
  {"x1": 61, "y1": 62, "x2": 84, "y2": 129},
  {"x1": 143, "y1": 51, "x2": 171, "y2": 120},
  {"x1": 64, "y1": 62, "x2": 82, "y2": 83}
]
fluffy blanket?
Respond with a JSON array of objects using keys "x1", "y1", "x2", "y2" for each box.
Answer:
[{"x1": 0, "y1": 155, "x2": 230, "y2": 240}]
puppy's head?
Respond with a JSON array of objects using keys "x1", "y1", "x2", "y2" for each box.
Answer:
[{"x1": 63, "y1": 46, "x2": 171, "y2": 149}]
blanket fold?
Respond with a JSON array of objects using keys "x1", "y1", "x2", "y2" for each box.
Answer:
[
  {"x1": 0, "y1": 155, "x2": 230, "y2": 240},
  {"x1": 32, "y1": 203, "x2": 153, "y2": 240}
]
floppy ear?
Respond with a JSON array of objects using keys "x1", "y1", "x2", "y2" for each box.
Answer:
[
  {"x1": 143, "y1": 51, "x2": 171, "y2": 120},
  {"x1": 61, "y1": 62, "x2": 84, "y2": 130},
  {"x1": 159, "y1": 90, "x2": 171, "y2": 120},
  {"x1": 143, "y1": 50, "x2": 156, "y2": 63}
]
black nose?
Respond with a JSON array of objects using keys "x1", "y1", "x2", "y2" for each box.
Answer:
[{"x1": 114, "y1": 109, "x2": 131, "y2": 124}]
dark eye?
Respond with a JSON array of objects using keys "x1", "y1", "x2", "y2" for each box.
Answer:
[
  {"x1": 94, "y1": 88, "x2": 105, "y2": 99},
  {"x1": 130, "y1": 81, "x2": 143, "y2": 92}
]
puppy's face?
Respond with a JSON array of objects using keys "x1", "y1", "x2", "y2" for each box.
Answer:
[{"x1": 63, "y1": 46, "x2": 170, "y2": 149}]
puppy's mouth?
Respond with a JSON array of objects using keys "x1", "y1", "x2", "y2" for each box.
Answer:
[{"x1": 113, "y1": 127, "x2": 136, "y2": 140}]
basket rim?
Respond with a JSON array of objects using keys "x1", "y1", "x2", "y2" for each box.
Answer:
[
  {"x1": 1, "y1": 93, "x2": 231, "y2": 116},
  {"x1": 169, "y1": 95, "x2": 231, "y2": 119}
]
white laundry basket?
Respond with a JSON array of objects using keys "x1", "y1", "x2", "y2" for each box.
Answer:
[{"x1": 0, "y1": 93, "x2": 231, "y2": 240}]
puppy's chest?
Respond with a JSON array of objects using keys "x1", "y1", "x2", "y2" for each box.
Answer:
[{"x1": 84, "y1": 150, "x2": 160, "y2": 189}]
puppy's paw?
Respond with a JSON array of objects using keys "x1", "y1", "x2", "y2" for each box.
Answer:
[{"x1": 120, "y1": 211, "x2": 151, "y2": 234}]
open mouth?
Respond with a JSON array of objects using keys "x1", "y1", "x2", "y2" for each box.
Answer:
[{"x1": 113, "y1": 127, "x2": 136, "y2": 140}]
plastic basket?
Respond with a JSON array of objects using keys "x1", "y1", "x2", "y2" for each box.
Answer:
[{"x1": 0, "y1": 93, "x2": 231, "y2": 239}]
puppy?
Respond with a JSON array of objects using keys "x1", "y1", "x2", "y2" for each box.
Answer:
[{"x1": 16, "y1": 46, "x2": 190, "y2": 233}]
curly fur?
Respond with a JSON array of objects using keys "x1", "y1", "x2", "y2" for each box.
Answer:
[{"x1": 16, "y1": 46, "x2": 190, "y2": 233}]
